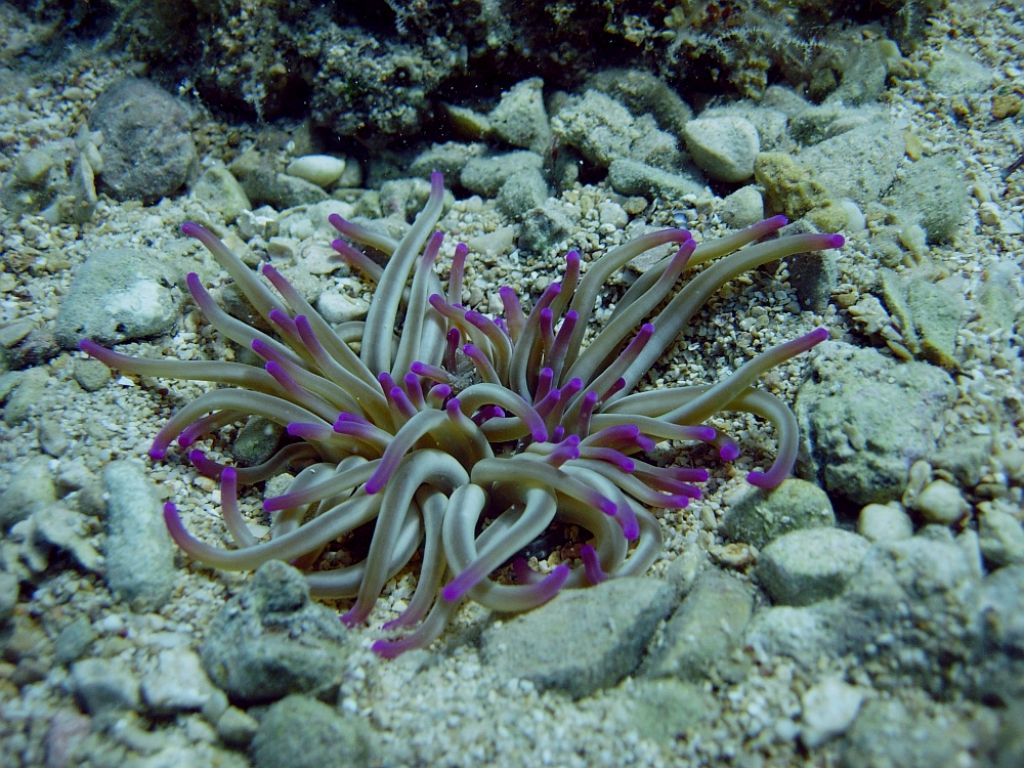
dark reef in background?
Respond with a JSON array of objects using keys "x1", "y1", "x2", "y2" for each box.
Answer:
[{"x1": 10, "y1": 0, "x2": 940, "y2": 144}]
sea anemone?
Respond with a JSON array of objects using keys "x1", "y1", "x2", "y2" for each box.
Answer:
[{"x1": 80, "y1": 171, "x2": 841, "y2": 657}]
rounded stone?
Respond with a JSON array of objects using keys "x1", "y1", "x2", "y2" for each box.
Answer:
[
  {"x1": 285, "y1": 155, "x2": 346, "y2": 188},
  {"x1": 756, "y1": 528, "x2": 871, "y2": 606},
  {"x1": 913, "y1": 479, "x2": 970, "y2": 525},
  {"x1": 857, "y1": 503, "x2": 914, "y2": 542}
]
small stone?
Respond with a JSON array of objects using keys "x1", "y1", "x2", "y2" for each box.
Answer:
[
  {"x1": 54, "y1": 616, "x2": 96, "y2": 664},
  {"x1": 103, "y1": 461, "x2": 176, "y2": 611},
  {"x1": 217, "y1": 706, "x2": 259, "y2": 748},
  {"x1": 316, "y1": 291, "x2": 369, "y2": 324},
  {"x1": 251, "y1": 695, "x2": 375, "y2": 768},
  {"x1": 142, "y1": 647, "x2": 218, "y2": 714},
  {"x1": 32, "y1": 502, "x2": 103, "y2": 573},
  {"x1": 3, "y1": 367, "x2": 49, "y2": 425},
  {"x1": 757, "y1": 528, "x2": 871, "y2": 606},
  {"x1": 71, "y1": 657, "x2": 140, "y2": 714},
  {"x1": 683, "y1": 115, "x2": 760, "y2": 182},
  {"x1": 489, "y1": 78, "x2": 552, "y2": 155},
  {"x1": 720, "y1": 185, "x2": 764, "y2": 227},
  {"x1": 722, "y1": 478, "x2": 835, "y2": 549},
  {"x1": 801, "y1": 676, "x2": 865, "y2": 748},
  {"x1": 285, "y1": 155, "x2": 346, "y2": 189},
  {"x1": 978, "y1": 505, "x2": 1024, "y2": 566},
  {"x1": 0, "y1": 455, "x2": 56, "y2": 530},
  {"x1": 73, "y1": 357, "x2": 111, "y2": 392},
  {"x1": 913, "y1": 479, "x2": 969, "y2": 525},
  {"x1": 192, "y1": 165, "x2": 251, "y2": 223},
  {"x1": 858, "y1": 503, "x2": 914, "y2": 542}
]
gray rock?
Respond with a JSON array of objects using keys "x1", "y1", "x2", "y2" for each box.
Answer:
[
  {"x1": 251, "y1": 694, "x2": 375, "y2": 768},
  {"x1": 481, "y1": 577, "x2": 675, "y2": 698},
  {"x1": 642, "y1": 569, "x2": 754, "y2": 682},
  {"x1": 0, "y1": 570, "x2": 18, "y2": 641},
  {"x1": 142, "y1": 647, "x2": 218, "y2": 714},
  {"x1": 552, "y1": 90, "x2": 680, "y2": 169},
  {"x1": 978, "y1": 506, "x2": 1024, "y2": 567},
  {"x1": 683, "y1": 115, "x2": 760, "y2": 182},
  {"x1": 800, "y1": 676, "x2": 865, "y2": 748},
  {"x1": 828, "y1": 40, "x2": 892, "y2": 106},
  {"x1": 722, "y1": 478, "x2": 835, "y2": 549},
  {"x1": 614, "y1": 678, "x2": 716, "y2": 744},
  {"x1": 72, "y1": 357, "x2": 111, "y2": 392},
  {"x1": 857, "y1": 503, "x2": 914, "y2": 543},
  {"x1": 799, "y1": 121, "x2": 904, "y2": 207},
  {"x1": 409, "y1": 141, "x2": 488, "y2": 178},
  {"x1": 786, "y1": 246, "x2": 840, "y2": 312},
  {"x1": 54, "y1": 616, "x2": 96, "y2": 664},
  {"x1": 217, "y1": 706, "x2": 260, "y2": 748},
  {"x1": 720, "y1": 185, "x2": 764, "y2": 227},
  {"x1": 3, "y1": 366, "x2": 49, "y2": 425},
  {"x1": 796, "y1": 342, "x2": 956, "y2": 505},
  {"x1": 746, "y1": 604, "x2": 839, "y2": 666},
  {"x1": 231, "y1": 416, "x2": 285, "y2": 468},
  {"x1": 241, "y1": 170, "x2": 329, "y2": 209},
  {"x1": 497, "y1": 168, "x2": 549, "y2": 218},
  {"x1": 518, "y1": 200, "x2": 576, "y2": 254},
  {"x1": 460, "y1": 151, "x2": 545, "y2": 197},
  {"x1": 200, "y1": 560, "x2": 354, "y2": 705},
  {"x1": 489, "y1": 78, "x2": 552, "y2": 155},
  {"x1": 192, "y1": 165, "x2": 251, "y2": 223},
  {"x1": 71, "y1": 657, "x2": 140, "y2": 714},
  {"x1": 757, "y1": 528, "x2": 870, "y2": 606},
  {"x1": 90, "y1": 78, "x2": 197, "y2": 202},
  {"x1": 924, "y1": 46, "x2": 994, "y2": 94},
  {"x1": 587, "y1": 68, "x2": 693, "y2": 139},
  {"x1": 55, "y1": 247, "x2": 181, "y2": 348},
  {"x1": 607, "y1": 158, "x2": 706, "y2": 200},
  {"x1": 973, "y1": 564, "x2": 1024, "y2": 700},
  {"x1": 889, "y1": 155, "x2": 969, "y2": 244},
  {"x1": 840, "y1": 698, "x2": 975, "y2": 768},
  {"x1": 32, "y1": 501, "x2": 103, "y2": 573},
  {"x1": 102, "y1": 461, "x2": 176, "y2": 611},
  {"x1": 0, "y1": 455, "x2": 56, "y2": 530}
]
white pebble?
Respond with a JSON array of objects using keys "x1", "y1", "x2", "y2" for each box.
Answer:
[{"x1": 286, "y1": 154, "x2": 346, "y2": 188}]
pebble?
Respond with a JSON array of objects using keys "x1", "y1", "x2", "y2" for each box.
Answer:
[
  {"x1": 71, "y1": 657, "x2": 140, "y2": 714},
  {"x1": 199, "y1": 560, "x2": 354, "y2": 704},
  {"x1": 858, "y1": 502, "x2": 914, "y2": 542},
  {"x1": 721, "y1": 478, "x2": 835, "y2": 549},
  {"x1": 285, "y1": 154, "x2": 346, "y2": 189},
  {"x1": 720, "y1": 185, "x2": 764, "y2": 227},
  {"x1": 913, "y1": 479, "x2": 970, "y2": 525},
  {"x1": 89, "y1": 78, "x2": 197, "y2": 202},
  {"x1": 683, "y1": 115, "x2": 760, "y2": 182},
  {"x1": 32, "y1": 501, "x2": 103, "y2": 573},
  {"x1": 977, "y1": 504, "x2": 1024, "y2": 566},
  {"x1": 643, "y1": 569, "x2": 754, "y2": 683},
  {"x1": 800, "y1": 676, "x2": 865, "y2": 748},
  {"x1": 217, "y1": 706, "x2": 260, "y2": 748},
  {"x1": 3, "y1": 366, "x2": 49, "y2": 425},
  {"x1": 756, "y1": 528, "x2": 871, "y2": 606},
  {"x1": 142, "y1": 647, "x2": 218, "y2": 714},
  {"x1": 0, "y1": 454, "x2": 57, "y2": 529},
  {"x1": 102, "y1": 461, "x2": 176, "y2": 612},
  {"x1": 251, "y1": 694, "x2": 375, "y2": 768},
  {"x1": 482, "y1": 577, "x2": 676, "y2": 698}
]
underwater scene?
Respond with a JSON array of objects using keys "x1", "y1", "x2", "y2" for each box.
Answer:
[{"x1": 1, "y1": 1, "x2": 1022, "y2": 766}]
